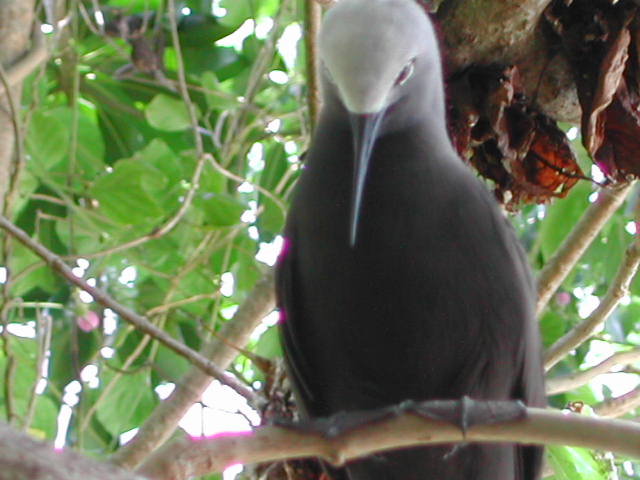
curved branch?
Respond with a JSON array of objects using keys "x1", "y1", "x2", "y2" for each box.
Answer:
[
  {"x1": 545, "y1": 238, "x2": 640, "y2": 371},
  {"x1": 547, "y1": 348, "x2": 640, "y2": 395},
  {"x1": 137, "y1": 402, "x2": 640, "y2": 480},
  {"x1": 536, "y1": 182, "x2": 634, "y2": 315},
  {"x1": 595, "y1": 387, "x2": 640, "y2": 418}
]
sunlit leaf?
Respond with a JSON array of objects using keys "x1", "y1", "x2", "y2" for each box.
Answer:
[{"x1": 146, "y1": 94, "x2": 193, "y2": 132}]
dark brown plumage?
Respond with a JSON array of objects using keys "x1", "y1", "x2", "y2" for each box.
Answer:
[{"x1": 276, "y1": 1, "x2": 545, "y2": 478}]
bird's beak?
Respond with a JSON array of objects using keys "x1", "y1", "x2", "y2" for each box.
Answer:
[{"x1": 349, "y1": 112, "x2": 385, "y2": 247}]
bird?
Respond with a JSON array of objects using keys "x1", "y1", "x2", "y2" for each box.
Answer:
[{"x1": 276, "y1": 0, "x2": 546, "y2": 478}]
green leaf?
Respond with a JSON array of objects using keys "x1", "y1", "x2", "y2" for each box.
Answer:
[
  {"x1": 233, "y1": 254, "x2": 260, "y2": 293},
  {"x1": 104, "y1": 0, "x2": 163, "y2": 11},
  {"x1": 90, "y1": 159, "x2": 165, "y2": 225},
  {"x1": 48, "y1": 324, "x2": 100, "y2": 392},
  {"x1": 257, "y1": 143, "x2": 288, "y2": 240},
  {"x1": 134, "y1": 139, "x2": 185, "y2": 213},
  {"x1": 548, "y1": 445, "x2": 606, "y2": 480},
  {"x1": 26, "y1": 107, "x2": 105, "y2": 180},
  {"x1": 95, "y1": 369, "x2": 157, "y2": 437},
  {"x1": 197, "y1": 193, "x2": 247, "y2": 227},
  {"x1": 9, "y1": 242, "x2": 58, "y2": 297},
  {"x1": 146, "y1": 94, "x2": 193, "y2": 132},
  {"x1": 0, "y1": 347, "x2": 58, "y2": 439},
  {"x1": 26, "y1": 109, "x2": 70, "y2": 170},
  {"x1": 178, "y1": 45, "x2": 246, "y2": 79},
  {"x1": 29, "y1": 395, "x2": 59, "y2": 440},
  {"x1": 153, "y1": 343, "x2": 191, "y2": 384},
  {"x1": 539, "y1": 311, "x2": 567, "y2": 349},
  {"x1": 201, "y1": 71, "x2": 240, "y2": 110},
  {"x1": 254, "y1": 325, "x2": 283, "y2": 359},
  {"x1": 178, "y1": 14, "x2": 237, "y2": 46},
  {"x1": 219, "y1": 0, "x2": 253, "y2": 27},
  {"x1": 539, "y1": 181, "x2": 593, "y2": 260}
]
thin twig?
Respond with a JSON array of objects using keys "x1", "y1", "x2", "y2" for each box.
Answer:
[
  {"x1": 304, "y1": 0, "x2": 322, "y2": 130},
  {"x1": 80, "y1": 329, "x2": 154, "y2": 433},
  {"x1": 145, "y1": 292, "x2": 221, "y2": 316},
  {"x1": 111, "y1": 269, "x2": 275, "y2": 469},
  {"x1": 547, "y1": 348, "x2": 640, "y2": 395},
  {"x1": 544, "y1": 238, "x2": 640, "y2": 371},
  {"x1": 595, "y1": 387, "x2": 640, "y2": 418},
  {"x1": 0, "y1": 214, "x2": 259, "y2": 406},
  {"x1": 23, "y1": 309, "x2": 52, "y2": 430},
  {"x1": 0, "y1": 319, "x2": 16, "y2": 424},
  {"x1": 67, "y1": 152, "x2": 208, "y2": 260},
  {"x1": 221, "y1": 0, "x2": 293, "y2": 166},
  {"x1": 536, "y1": 182, "x2": 634, "y2": 315},
  {"x1": 207, "y1": 153, "x2": 287, "y2": 216},
  {"x1": 55, "y1": 1, "x2": 211, "y2": 262},
  {"x1": 167, "y1": 0, "x2": 204, "y2": 157}
]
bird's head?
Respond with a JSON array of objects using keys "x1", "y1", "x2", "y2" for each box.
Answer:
[
  {"x1": 319, "y1": 0, "x2": 442, "y2": 119},
  {"x1": 318, "y1": 0, "x2": 444, "y2": 246}
]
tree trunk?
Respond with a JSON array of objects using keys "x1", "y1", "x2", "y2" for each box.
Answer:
[{"x1": 0, "y1": 0, "x2": 36, "y2": 214}]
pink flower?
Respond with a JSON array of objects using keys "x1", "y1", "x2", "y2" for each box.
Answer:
[
  {"x1": 556, "y1": 292, "x2": 571, "y2": 306},
  {"x1": 77, "y1": 311, "x2": 100, "y2": 332}
]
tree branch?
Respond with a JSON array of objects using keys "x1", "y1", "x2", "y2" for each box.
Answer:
[
  {"x1": 544, "y1": 237, "x2": 640, "y2": 371},
  {"x1": 0, "y1": 215, "x2": 258, "y2": 405},
  {"x1": 137, "y1": 401, "x2": 640, "y2": 480},
  {"x1": 595, "y1": 387, "x2": 640, "y2": 418},
  {"x1": 0, "y1": 421, "x2": 144, "y2": 480},
  {"x1": 111, "y1": 269, "x2": 276, "y2": 469},
  {"x1": 304, "y1": 0, "x2": 322, "y2": 130},
  {"x1": 7, "y1": 401, "x2": 640, "y2": 480},
  {"x1": 536, "y1": 183, "x2": 634, "y2": 315},
  {"x1": 0, "y1": 23, "x2": 47, "y2": 96},
  {"x1": 547, "y1": 348, "x2": 640, "y2": 395}
]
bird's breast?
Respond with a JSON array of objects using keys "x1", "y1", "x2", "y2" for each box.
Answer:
[{"x1": 284, "y1": 128, "x2": 531, "y2": 410}]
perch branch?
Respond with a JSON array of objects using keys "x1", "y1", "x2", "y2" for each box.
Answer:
[
  {"x1": 7, "y1": 402, "x2": 640, "y2": 480},
  {"x1": 137, "y1": 402, "x2": 640, "y2": 480}
]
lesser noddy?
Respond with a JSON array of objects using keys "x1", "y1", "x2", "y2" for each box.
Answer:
[{"x1": 276, "y1": 0, "x2": 546, "y2": 478}]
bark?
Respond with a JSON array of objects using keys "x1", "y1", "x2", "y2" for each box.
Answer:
[
  {"x1": 439, "y1": 0, "x2": 580, "y2": 122},
  {"x1": 0, "y1": 0, "x2": 36, "y2": 213},
  {"x1": 0, "y1": 422, "x2": 145, "y2": 480}
]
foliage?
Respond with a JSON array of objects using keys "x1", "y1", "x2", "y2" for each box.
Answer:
[{"x1": 0, "y1": 1, "x2": 639, "y2": 479}]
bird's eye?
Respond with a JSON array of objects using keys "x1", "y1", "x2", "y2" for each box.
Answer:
[{"x1": 395, "y1": 58, "x2": 416, "y2": 86}]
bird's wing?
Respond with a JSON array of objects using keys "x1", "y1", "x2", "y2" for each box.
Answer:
[
  {"x1": 275, "y1": 229, "x2": 318, "y2": 413},
  {"x1": 479, "y1": 194, "x2": 546, "y2": 480},
  {"x1": 506, "y1": 218, "x2": 546, "y2": 480}
]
